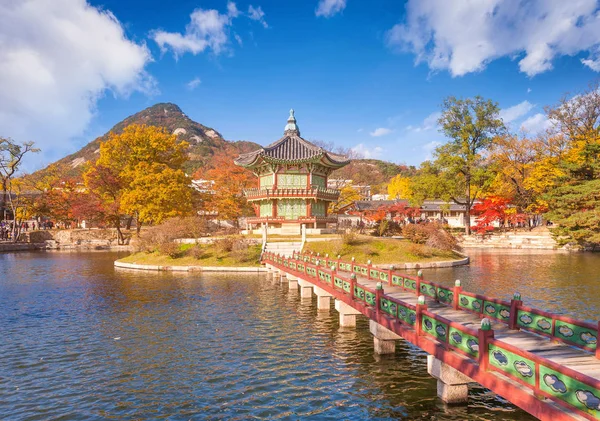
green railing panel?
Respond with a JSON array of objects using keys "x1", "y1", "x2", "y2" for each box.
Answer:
[
  {"x1": 353, "y1": 266, "x2": 361, "y2": 274},
  {"x1": 370, "y1": 269, "x2": 379, "y2": 279},
  {"x1": 488, "y1": 344, "x2": 536, "y2": 387},
  {"x1": 354, "y1": 286, "x2": 365, "y2": 301},
  {"x1": 342, "y1": 280, "x2": 351, "y2": 293},
  {"x1": 360, "y1": 267, "x2": 368, "y2": 275},
  {"x1": 397, "y1": 304, "x2": 416, "y2": 325},
  {"x1": 422, "y1": 315, "x2": 448, "y2": 341},
  {"x1": 448, "y1": 327, "x2": 479, "y2": 358},
  {"x1": 539, "y1": 365, "x2": 600, "y2": 419},
  {"x1": 324, "y1": 273, "x2": 332, "y2": 284},
  {"x1": 365, "y1": 291, "x2": 376, "y2": 306},
  {"x1": 420, "y1": 283, "x2": 437, "y2": 298},
  {"x1": 437, "y1": 287, "x2": 453, "y2": 304},
  {"x1": 380, "y1": 298, "x2": 397, "y2": 316},
  {"x1": 483, "y1": 300, "x2": 511, "y2": 321},
  {"x1": 379, "y1": 272, "x2": 388, "y2": 281},
  {"x1": 334, "y1": 276, "x2": 343, "y2": 289},
  {"x1": 517, "y1": 309, "x2": 552, "y2": 335},
  {"x1": 459, "y1": 294, "x2": 483, "y2": 313},
  {"x1": 392, "y1": 275, "x2": 402, "y2": 286},
  {"x1": 555, "y1": 321, "x2": 597, "y2": 351},
  {"x1": 404, "y1": 278, "x2": 416, "y2": 290}
]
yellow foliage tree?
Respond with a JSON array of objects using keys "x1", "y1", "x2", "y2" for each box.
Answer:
[
  {"x1": 85, "y1": 125, "x2": 193, "y2": 237},
  {"x1": 387, "y1": 175, "x2": 412, "y2": 200}
]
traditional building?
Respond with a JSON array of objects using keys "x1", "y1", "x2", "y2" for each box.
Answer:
[{"x1": 234, "y1": 110, "x2": 349, "y2": 234}]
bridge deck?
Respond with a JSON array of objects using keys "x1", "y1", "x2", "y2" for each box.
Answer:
[
  {"x1": 264, "y1": 252, "x2": 600, "y2": 421},
  {"x1": 356, "y1": 276, "x2": 600, "y2": 379}
]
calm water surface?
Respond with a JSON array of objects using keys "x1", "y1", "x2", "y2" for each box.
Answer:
[{"x1": 1, "y1": 250, "x2": 599, "y2": 420}]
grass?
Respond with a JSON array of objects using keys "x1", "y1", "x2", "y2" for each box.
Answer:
[
  {"x1": 302, "y1": 235, "x2": 461, "y2": 265},
  {"x1": 119, "y1": 243, "x2": 262, "y2": 267}
]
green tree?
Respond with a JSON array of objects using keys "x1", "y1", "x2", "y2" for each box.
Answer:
[{"x1": 413, "y1": 96, "x2": 505, "y2": 234}]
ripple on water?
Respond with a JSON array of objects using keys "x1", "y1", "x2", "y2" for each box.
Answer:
[{"x1": 0, "y1": 251, "x2": 541, "y2": 420}]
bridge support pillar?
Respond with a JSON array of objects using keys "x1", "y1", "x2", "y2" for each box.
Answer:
[
  {"x1": 427, "y1": 355, "x2": 472, "y2": 404},
  {"x1": 313, "y1": 286, "x2": 333, "y2": 311},
  {"x1": 287, "y1": 274, "x2": 298, "y2": 291},
  {"x1": 297, "y1": 278, "x2": 313, "y2": 298},
  {"x1": 334, "y1": 299, "x2": 362, "y2": 327},
  {"x1": 369, "y1": 320, "x2": 401, "y2": 354}
]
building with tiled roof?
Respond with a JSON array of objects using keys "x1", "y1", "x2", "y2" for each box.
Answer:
[{"x1": 234, "y1": 110, "x2": 349, "y2": 234}]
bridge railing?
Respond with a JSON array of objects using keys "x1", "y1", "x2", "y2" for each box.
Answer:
[
  {"x1": 286, "y1": 251, "x2": 599, "y2": 357},
  {"x1": 264, "y1": 251, "x2": 600, "y2": 420}
]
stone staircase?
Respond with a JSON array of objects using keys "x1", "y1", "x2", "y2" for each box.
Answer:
[
  {"x1": 459, "y1": 228, "x2": 560, "y2": 249},
  {"x1": 263, "y1": 241, "x2": 303, "y2": 257}
]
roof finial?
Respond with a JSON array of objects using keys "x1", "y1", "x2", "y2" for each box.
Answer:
[{"x1": 284, "y1": 108, "x2": 300, "y2": 136}]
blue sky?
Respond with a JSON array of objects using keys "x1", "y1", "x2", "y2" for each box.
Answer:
[{"x1": 2, "y1": 0, "x2": 600, "y2": 171}]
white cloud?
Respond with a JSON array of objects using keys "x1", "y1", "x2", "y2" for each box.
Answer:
[
  {"x1": 0, "y1": 0, "x2": 153, "y2": 165},
  {"x1": 316, "y1": 0, "x2": 346, "y2": 17},
  {"x1": 352, "y1": 143, "x2": 383, "y2": 159},
  {"x1": 406, "y1": 112, "x2": 441, "y2": 133},
  {"x1": 234, "y1": 33, "x2": 243, "y2": 46},
  {"x1": 520, "y1": 113, "x2": 551, "y2": 133},
  {"x1": 152, "y1": 2, "x2": 267, "y2": 57},
  {"x1": 499, "y1": 100, "x2": 534, "y2": 123},
  {"x1": 423, "y1": 140, "x2": 442, "y2": 160},
  {"x1": 387, "y1": 0, "x2": 600, "y2": 77},
  {"x1": 370, "y1": 127, "x2": 392, "y2": 137},
  {"x1": 527, "y1": 88, "x2": 532, "y2": 93},
  {"x1": 248, "y1": 5, "x2": 268, "y2": 28},
  {"x1": 187, "y1": 77, "x2": 201, "y2": 90}
]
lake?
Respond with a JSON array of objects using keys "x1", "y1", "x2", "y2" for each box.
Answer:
[{"x1": 1, "y1": 250, "x2": 598, "y2": 420}]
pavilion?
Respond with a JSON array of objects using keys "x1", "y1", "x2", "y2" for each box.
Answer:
[{"x1": 234, "y1": 110, "x2": 349, "y2": 235}]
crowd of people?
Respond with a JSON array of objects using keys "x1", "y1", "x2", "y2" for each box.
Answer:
[{"x1": 0, "y1": 220, "x2": 56, "y2": 241}]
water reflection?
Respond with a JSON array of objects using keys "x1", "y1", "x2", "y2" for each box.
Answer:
[{"x1": 0, "y1": 251, "x2": 547, "y2": 420}]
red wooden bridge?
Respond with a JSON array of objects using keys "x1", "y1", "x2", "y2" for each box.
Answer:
[{"x1": 262, "y1": 251, "x2": 600, "y2": 421}]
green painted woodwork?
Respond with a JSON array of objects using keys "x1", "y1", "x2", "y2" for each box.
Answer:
[
  {"x1": 365, "y1": 291, "x2": 376, "y2": 306},
  {"x1": 540, "y1": 365, "x2": 600, "y2": 419},
  {"x1": 392, "y1": 275, "x2": 403, "y2": 286},
  {"x1": 342, "y1": 280, "x2": 351, "y2": 293},
  {"x1": 437, "y1": 287, "x2": 454, "y2": 304},
  {"x1": 381, "y1": 298, "x2": 397, "y2": 316},
  {"x1": 298, "y1": 263, "x2": 305, "y2": 272},
  {"x1": 421, "y1": 315, "x2": 448, "y2": 341},
  {"x1": 458, "y1": 294, "x2": 483, "y2": 313},
  {"x1": 277, "y1": 199, "x2": 307, "y2": 219},
  {"x1": 488, "y1": 344, "x2": 536, "y2": 386},
  {"x1": 517, "y1": 310, "x2": 553, "y2": 335},
  {"x1": 404, "y1": 278, "x2": 417, "y2": 290},
  {"x1": 379, "y1": 271, "x2": 388, "y2": 281},
  {"x1": 448, "y1": 327, "x2": 479, "y2": 358},
  {"x1": 483, "y1": 301, "x2": 511, "y2": 321},
  {"x1": 334, "y1": 276, "x2": 344, "y2": 289},
  {"x1": 370, "y1": 269, "x2": 379, "y2": 279},
  {"x1": 311, "y1": 174, "x2": 326, "y2": 188},
  {"x1": 397, "y1": 304, "x2": 416, "y2": 326},
  {"x1": 420, "y1": 283, "x2": 437, "y2": 298},
  {"x1": 259, "y1": 174, "x2": 274, "y2": 188},
  {"x1": 277, "y1": 173, "x2": 307, "y2": 188},
  {"x1": 260, "y1": 201, "x2": 273, "y2": 217},
  {"x1": 312, "y1": 200, "x2": 326, "y2": 216},
  {"x1": 354, "y1": 286, "x2": 365, "y2": 301},
  {"x1": 555, "y1": 321, "x2": 598, "y2": 351}
]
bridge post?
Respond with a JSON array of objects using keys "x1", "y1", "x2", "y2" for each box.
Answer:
[
  {"x1": 314, "y1": 285, "x2": 332, "y2": 311},
  {"x1": 478, "y1": 318, "x2": 494, "y2": 371},
  {"x1": 367, "y1": 260, "x2": 372, "y2": 280},
  {"x1": 427, "y1": 355, "x2": 472, "y2": 404},
  {"x1": 370, "y1": 320, "x2": 401, "y2": 354},
  {"x1": 287, "y1": 272, "x2": 298, "y2": 292},
  {"x1": 453, "y1": 280, "x2": 462, "y2": 310},
  {"x1": 387, "y1": 265, "x2": 394, "y2": 287},
  {"x1": 508, "y1": 292, "x2": 522, "y2": 330},
  {"x1": 375, "y1": 283, "x2": 383, "y2": 317},
  {"x1": 297, "y1": 277, "x2": 313, "y2": 299},
  {"x1": 334, "y1": 299, "x2": 362, "y2": 328},
  {"x1": 416, "y1": 270, "x2": 423, "y2": 297},
  {"x1": 349, "y1": 273, "x2": 357, "y2": 301},
  {"x1": 415, "y1": 295, "x2": 427, "y2": 336}
]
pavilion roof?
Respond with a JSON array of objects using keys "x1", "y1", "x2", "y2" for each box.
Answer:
[{"x1": 234, "y1": 110, "x2": 349, "y2": 169}]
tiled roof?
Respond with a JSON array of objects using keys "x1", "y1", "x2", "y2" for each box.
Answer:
[
  {"x1": 234, "y1": 134, "x2": 349, "y2": 167},
  {"x1": 353, "y1": 199, "x2": 409, "y2": 211}
]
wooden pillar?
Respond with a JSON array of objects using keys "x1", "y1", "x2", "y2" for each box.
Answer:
[
  {"x1": 453, "y1": 280, "x2": 462, "y2": 310},
  {"x1": 508, "y1": 292, "x2": 523, "y2": 330},
  {"x1": 415, "y1": 296, "x2": 427, "y2": 336},
  {"x1": 478, "y1": 318, "x2": 494, "y2": 371}
]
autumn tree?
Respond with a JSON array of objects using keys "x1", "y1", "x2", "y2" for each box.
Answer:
[
  {"x1": 332, "y1": 184, "x2": 363, "y2": 213},
  {"x1": 412, "y1": 96, "x2": 505, "y2": 234},
  {"x1": 543, "y1": 82, "x2": 600, "y2": 248},
  {"x1": 0, "y1": 138, "x2": 39, "y2": 223},
  {"x1": 196, "y1": 148, "x2": 254, "y2": 224},
  {"x1": 387, "y1": 174, "x2": 412, "y2": 200},
  {"x1": 84, "y1": 125, "x2": 193, "y2": 241}
]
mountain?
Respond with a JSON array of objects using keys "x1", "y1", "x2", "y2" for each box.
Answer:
[
  {"x1": 331, "y1": 159, "x2": 417, "y2": 194},
  {"x1": 46, "y1": 103, "x2": 260, "y2": 178}
]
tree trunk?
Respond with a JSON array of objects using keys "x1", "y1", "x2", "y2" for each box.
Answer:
[
  {"x1": 1, "y1": 179, "x2": 7, "y2": 221},
  {"x1": 125, "y1": 216, "x2": 133, "y2": 230},
  {"x1": 136, "y1": 219, "x2": 142, "y2": 236},
  {"x1": 464, "y1": 177, "x2": 471, "y2": 235}
]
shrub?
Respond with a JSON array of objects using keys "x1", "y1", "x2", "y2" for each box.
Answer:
[
  {"x1": 159, "y1": 242, "x2": 183, "y2": 258},
  {"x1": 189, "y1": 244, "x2": 206, "y2": 260},
  {"x1": 407, "y1": 243, "x2": 434, "y2": 258},
  {"x1": 136, "y1": 216, "x2": 209, "y2": 253},
  {"x1": 403, "y1": 222, "x2": 460, "y2": 251},
  {"x1": 341, "y1": 230, "x2": 362, "y2": 246}
]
